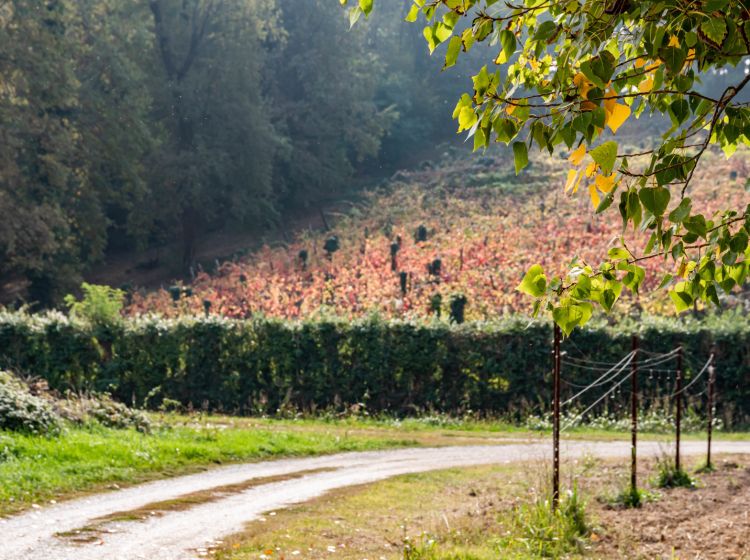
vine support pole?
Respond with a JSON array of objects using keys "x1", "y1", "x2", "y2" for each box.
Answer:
[
  {"x1": 707, "y1": 349, "x2": 716, "y2": 470},
  {"x1": 630, "y1": 335, "x2": 639, "y2": 494},
  {"x1": 552, "y1": 323, "x2": 561, "y2": 510},
  {"x1": 675, "y1": 345, "x2": 683, "y2": 471}
]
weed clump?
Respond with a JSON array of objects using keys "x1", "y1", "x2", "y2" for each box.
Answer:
[
  {"x1": 608, "y1": 486, "x2": 659, "y2": 509},
  {"x1": 503, "y1": 485, "x2": 590, "y2": 557},
  {"x1": 655, "y1": 456, "x2": 696, "y2": 489}
]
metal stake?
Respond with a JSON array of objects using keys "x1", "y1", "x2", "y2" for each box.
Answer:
[
  {"x1": 707, "y1": 351, "x2": 716, "y2": 469},
  {"x1": 631, "y1": 335, "x2": 639, "y2": 493},
  {"x1": 675, "y1": 345, "x2": 683, "y2": 471},
  {"x1": 552, "y1": 323, "x2": 561, "y2": 510}
]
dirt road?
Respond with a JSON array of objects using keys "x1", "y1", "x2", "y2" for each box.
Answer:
[{"x1": 2, "y1": 439, "x2": 748, "y2": 560}]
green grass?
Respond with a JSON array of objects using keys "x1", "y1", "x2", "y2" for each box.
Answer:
[
  {"x1": 0, "y1": 421, "x2": 417, "y2": 516},
  {"x1": 1, "y1": 412, "x2": 746, "y2": 517}
]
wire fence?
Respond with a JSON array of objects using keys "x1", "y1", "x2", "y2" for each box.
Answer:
[{"x1": 550, "y1": 331, "x2": 718, "y2": 507}]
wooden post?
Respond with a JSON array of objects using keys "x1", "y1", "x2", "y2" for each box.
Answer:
[
  {"x1": 675, "y1": 345, "x2": 683, "y2": 471},
  {"x1": 707, "y1": 350, "x2": 716, "y2": 469},
  {"x1": 631, "y1": 335, "x2": 639, "y2": 493},
  {"x1": 552, "y1": 323, "x2": 561, "y2": 510}
]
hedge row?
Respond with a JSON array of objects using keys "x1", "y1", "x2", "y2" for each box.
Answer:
[{"x1": 0, "y1": 312, "x2": 748, "y2": 425}]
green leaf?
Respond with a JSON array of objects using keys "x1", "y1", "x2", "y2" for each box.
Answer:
[
  {"x1": 512, "y1": 141, "x2": 528, "y2": 174},
  {"x1": 589, "y1": 141, "x2": 618, "y2": 174},
  {"x1": 349, "y1": 7, "x2": 363, "y2": 28},
  {"x1": 553, "y1": 302, "x2": 593, "y2": 336},
  {"x1": 657, "y1": 273, "x2": 674, "y2": 289},
  {"x1": 639, "y1": 187, "x2": 671, "y2": 217},
  {"x1": 444, "y1": 36, "x2": 462, "y2": 69},
  {"x1": 473, "y1": 127, "x2": 487, "y2": 151},
  {"x1": 608, "y1": 247, "x2": 630, "y2": 261},
  {"x1": 358, "y1": 0, "x2": 373, "y2": 17},
  {"x1": 684, "y1": 214, "x2": 708, "y2": 238},
  {"x1": 669, "y1": 99, "x2": 690, "y2": 126},
  {"x1": 405, "y1": 4, "x2": 420, "y2": 22},
  {"x1": 730, "y1": 230, "x2": 749, "y2": 253},
  {"x1": 492, "y1": 118, "x2": 518, "y2": 144},
  {"x1": 699, "y1": 17, "x2": 728, "y2": 48},
  {"x1": 669, "y1": 282, "x2": 693, "y2": 312},
  {"x1": 668, "y1": 197, "x2": 692, "y2": 223},
  {"x1": 517, "y1": 264, "x2": 547, "y2": 297},
  {"x1": 496, "y1": 30, "x2": 516, "y2": 65},
  {"x1": 658, "y1": 46, "x2": 686, "y2": 75},
  {"x1": 533, "y1": 20, "x2": 557, "y2": 42}
]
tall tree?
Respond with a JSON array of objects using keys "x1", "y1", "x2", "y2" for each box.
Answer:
[
  {"x1": 0, "y1": 0, "x2": 88, "y2": 305},
  {"x1": 269, "y1": 0, "x2": 396, "y2": 209},
  {"x1": 147, "y1": 0, "x2": 278, "y2": 271}
]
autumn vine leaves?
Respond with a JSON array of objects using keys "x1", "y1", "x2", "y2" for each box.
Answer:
[{"x1": 344, "y1": 0, "x2": 750, "y2": 334}]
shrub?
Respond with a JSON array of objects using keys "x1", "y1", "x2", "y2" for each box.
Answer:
[
  {"x1": 64, "y1": 283, "x2": 125, "y2": 326},
  {"x1": 0, "y1": 372, "x2": 61, "y2": 434},
  {"x1": 0, "y1": 311, "x2": 747, "y2": 424}
]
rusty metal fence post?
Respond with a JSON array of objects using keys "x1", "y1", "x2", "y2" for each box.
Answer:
[
  {"x1": 552, "y1": 323, "x2": 561, "y2": 510},
  {"x1": 631, "y1": 335, "x2": 639, "y2": 493}
]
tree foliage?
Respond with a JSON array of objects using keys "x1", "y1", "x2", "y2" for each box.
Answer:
[
  {"x1": 1, "y1": 0, "x2": 461, "y2": 306},
  {"x1": 346, "y1": 0, "x2": 750, "y2": 333}
]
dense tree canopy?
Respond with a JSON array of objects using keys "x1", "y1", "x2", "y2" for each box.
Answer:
[
  {"x1": 0, "y1": 0, "x2": 467, "y2": 306},
  {"x1": 345, "y1": 0, "x2": 750, "y2": 333}
]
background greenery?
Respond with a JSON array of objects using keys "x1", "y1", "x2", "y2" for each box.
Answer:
[
  {"x1": 1, "y1": 311, "x2": 747, "y2": 426},
  {"x1": 0, "y1": 0, "x2": 475, "y2": 306}
]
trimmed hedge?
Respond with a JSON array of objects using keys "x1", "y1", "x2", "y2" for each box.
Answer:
[{"x1": 0, "y1": 312, "x2": 748, "y2": 426}]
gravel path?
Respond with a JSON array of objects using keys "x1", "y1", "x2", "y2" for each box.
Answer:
[{"x1": 2, "y1": 439, "x2": 749, "y2": 560}]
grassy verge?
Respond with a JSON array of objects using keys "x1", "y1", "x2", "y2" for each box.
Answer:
[{"x1": 0, "y1": 419, "x2": 423, "y2": 517}]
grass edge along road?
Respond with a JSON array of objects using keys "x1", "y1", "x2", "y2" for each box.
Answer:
[
  {"x1": 1, "y1": 414, "x2": 747, "y2": 518},
  {"x1": 214, "y1": 453, "x2": 750, "y2": 560}
]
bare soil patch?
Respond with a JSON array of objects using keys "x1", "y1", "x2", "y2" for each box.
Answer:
[{"x1": 593, "y1": 456, "x2": 750, "y2": 559}]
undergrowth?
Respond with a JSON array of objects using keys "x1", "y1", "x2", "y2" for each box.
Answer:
[
  {"x1": 501, "y1": 485, "x2": 590, "y2": 558},
  {"x1": 655, "y1": 456, "x2": 697, "y2": 489}
]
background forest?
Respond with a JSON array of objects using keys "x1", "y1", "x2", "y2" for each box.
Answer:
[{"x1": 0, "y1": 0, "x2": 479, "y2": 306}]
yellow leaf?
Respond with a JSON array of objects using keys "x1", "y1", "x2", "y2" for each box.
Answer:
[
  {"x1": 506, "y1": 104, "x2": 516, "y2": 115},
  {"x1": 677, "y1": 260, "x2": 687, "y2": 278},
  {"x1": 646, "y1": 60, "x2": 661, "y2": 72},
  {"x1": 588, "y1": 183, "x2": 600, "y2": 207},
  {"x1": 568, "y1": 143, "x2": 586, "y2": 166},
  {"x1": 573, "y1": 72, "x2": 592, "y2": 99},
  {"x1": 638, "y1": 76, "x2": 654, "y2": 93},
  {"x1": 668, "y1": 34, "x2": 680, "y2": 47},
  {"x1": 585, "y1": 161, "x2": 598, "y2": 178},
  {"x1": 528, "y1": 57, "x2": 540, "y2": 71},
  {"x1": 564, "y1": 169, "x2": 583, "y2": 193},
  {"x1": 603, "y1": 88, "x2": 617, "y2": 115},
  {"x1": 594, "y1": 172, "x2": 617, "y2": 193},
  {"x1": 606, "y1": 103, "x2": 631, "y2": 134},
  {"x1": 634, "y1": 57, "x2": 648, "y2": 68}
]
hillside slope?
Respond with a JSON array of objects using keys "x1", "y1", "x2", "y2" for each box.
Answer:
[{"x1": 127, "y1": 147, "x2": 750, "y2": 320}]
